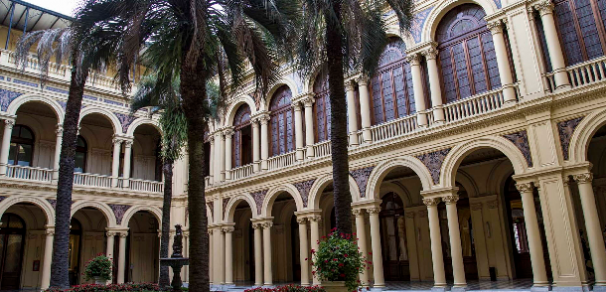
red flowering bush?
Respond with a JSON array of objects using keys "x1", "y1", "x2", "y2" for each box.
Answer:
[
  {"x1": 46, "y1": 282, "x2": 167, "y2": 292},
  {"x1": 84, "y1": 254, "x2": 112, "y2": 281},
  {"x1": 311, "y1": 229, "x2": 366, "y2": 291},
  {"x1": 245, "y1": 284, "x2": 325, "y2": 292}
]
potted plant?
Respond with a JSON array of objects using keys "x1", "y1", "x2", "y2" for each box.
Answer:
[
  {"x1": 311, "y1": 229, "x2": 367, "y2": 292},
  {"x1": 84, "y1": 254, "x2": 112, "y2": 285}
]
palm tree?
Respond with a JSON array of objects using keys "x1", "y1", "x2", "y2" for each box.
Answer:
[
  {"x1": 15, "y1": 19, "x2": 123, "y2": 288},
  {"x1": 75, "y1": 1, "x2": 296, "y2": 290},
  {"x1": 291, "y1": 0, "x2": 414, "y2": 234}
]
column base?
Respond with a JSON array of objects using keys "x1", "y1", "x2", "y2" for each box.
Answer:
[
  {"x1": 552, "y1": 286, "x2": 587, "y2": 292},
  {"x1": 593, "y1": 285, "x2": 606, "y2": 292},
  {"x1": 451, "y1": 286, "x2": 468, "y2": 292},
  {"x1": 370, "y1": 287, "x2": 385, "y2": 292},
  {"x1": 431, "y1": 286, "x2": 447, "y2": 292},
  {"x1": 531, "y1": 285, "x2": 551, "y2": 292}
]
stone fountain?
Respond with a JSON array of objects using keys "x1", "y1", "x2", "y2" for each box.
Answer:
[{"x1": 160, "y1": 225, "x2": 189, "y2": 292}]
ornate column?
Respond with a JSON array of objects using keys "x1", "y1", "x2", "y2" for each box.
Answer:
[
  {"x1": 209, "y1": 228, "x2": 214, "y2": 284},
  {"x1": 106, "y1": 230, "x2": 116, "y2": 260},
  {"x1": 443, "y1": 194, "x2": 466, "y2": 291},
  {"x1": 41, "y1": 227, "x2": 54, "y2": 289},
  {"x1": 294, "y1": 102, "x2": 305, "y2": 161},
  {"x1": 353, "y1": 209, "x2": 369, "y2": 286},
  {"x1": 223, "y1": 225, "x2": 236, "y2": 285},
  {"x1": 122, "y1": 138, "x2": 134, "y2": 188},
  {"x1": 262, "y1": 220, "x2": 273, "y2": 286},
  {"x1": 0, "y1": 119, "x2": 14, "y2": 176},
  {"x1": 117, "y1": 231, "x2": 128, "y2": 283},
  {"x1": 252, "y1": 118, "x2": 261, "y2": 172},
  {"x1": 259, "y1": 114, "x2": 270, "y2": 170},
  {"x1": 422, "y1": 47, "x2": 445, "y2": 124},
  {"x1": 252, "y1": 222, "x2": 264, "y2": 286},
  {"x1": 487, "y1": 20, "x2": 517, "y2": 103},
  {"x1": 309, "y1": 214, "x2": 321, "y2": 285},
  {"x1": 515, "y1": 183, "x2": 549, "y2": 289},
  {"x1": 111, "y1": 136, "x2": 123, "y2": 188},
  {"x1": 303, "y1": 95, "x2": 316, "y2": 158},
  {"x1": 346, "y1": 80, "x2": 359, "y2": 146},
  {"x1": 209, "y1": 136, "x2": 215, "y2": 183},
  {"x1": 534, "y1": 1, "x2": 570, "y2": 89},
  {"x1": 368, "y1": 206, "x2": 385, "y2": 287},
  {"x1": 356, "y1": 77, "x2": 372, "y2": 143},
  {"x1": 407, "y1": 53, "x2": 428, "y2": 128},
  {"x1": 52, "y1": 125, "x2": 63, "y2": 180},
  {"x1": 424, "y1": 198, "x2": 446, "y2": 290},
  {"x1": 297, "y1": 217, "x2": 310, "y2": 286},
  {"x1": 214, "y1": 225, "x2": 225, "y2": 284},
  {"x1": 214, "y1": 131, "x2": 225, "y2": 182},
  {"x1": 573, "y1": 173, "x2": 606, "y2": 288},
  {"x1": 223, "y1": 127, "x2": 234, "y2": 180}
]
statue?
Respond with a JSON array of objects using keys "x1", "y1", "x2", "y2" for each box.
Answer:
[
  {"x1": 160, "y1": 224, "x2": 189, "y2": 292},
  {"x1": 172, "y1": 225, "x2": 183, "y2": 258}
]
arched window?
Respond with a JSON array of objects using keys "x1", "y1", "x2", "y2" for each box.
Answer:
[
  {"x1": 436, "y1": 4, "x2": 501, "y2": 103},
  {"x1": 233, "y1": 105, "x2": 253, "y2": 167},
  {"x1": 313, "y1": 71, "x2": 331, "y2": 143},
  {"x1": 75, "y1": 136, "x2": 87, "y2": 173},
  {"x1": 552, "y1": 0, "x2": 606, "y2": 66},
  {"x1": 370, "y1": 38, "x2": 416, "y2": 125},
  {"x1": 154, "y1": 140, "x2": 162, "y2": 181},
  {"x1": 0, "y1": 213, "x2": 25, "y2": 290},
  {"x1": 380, "y1": 192, "x2": 409, "y2": 281},
  {"x1": 8, "y1": 125, "x2": 34, "y2": 166},
  {"x1": 270, "y1": 86, "x2": 295, "y2": 156}
]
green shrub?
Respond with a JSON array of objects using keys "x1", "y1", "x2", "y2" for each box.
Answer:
[
  {"x1": 46, "y1": 282, "x2": 166, "y2": 292},
  {"x1": 84, "y1": 254, "x2": 112, "y2": 281},
  {"x1": 245, "y1": 284, "x2": 325, "y2": 292}
]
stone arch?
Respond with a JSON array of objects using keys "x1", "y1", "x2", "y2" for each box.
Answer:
[
  {"x1": 455, "y1": 169, "x2": 480, "y2": 198},
  {"x1": 486, "y1": 159, "x2": 515, "y2": 196},
  {"x1": 308, "y1": 174, "x2": 362, "y2": 210},
  {"x1": 71, "y1": 201, "x2": 117, "y2": 227},
  {"x1": 0, "y1": 196, "x2": 55, "y2": 225},
  {"x1": 569, "y1": 109, "x2": 606, "y2": 163},
  {"x1": 7, "y1": 94, "x2": 65, "y2": 124},
  {"x1": 366, "y1": 157, "x2": 434, "y2": 201},
  {"x1": 379, "y1": 182, "x2": 413, "y2": 207},
  {"x1": 423, "y1": 0, "x2": 497, "y2": 44},
  {"x1": 263, "y1": 78, "x2": 299, "y2": 111},
  {"x1": 120, "y1": 205, "x2": 162, "y2": 228},
  {"x1": 224, "y1": 194, "x2": 258, "y2": 222},
  {"x1": 79, "y1": 107, "x2": 122, "y2": 134},
  {"x1": 305, "y1": 66, "x2": 327, "y2": 94},
  {"x1": 385, "y1": 28, "x2": 415, "y2": 49},
  {"x1": 441, "y1": 136, "x2": 528, "y2": 188},
  {"x1": 225, "y1": 95, "x2": 257, "y2": 127},
  {"x1": 262, "y1": 184, "x2": 304, "y2": 217},
  {"x1": 126, "y1": 118, "x2": 162, "y2": 136}
]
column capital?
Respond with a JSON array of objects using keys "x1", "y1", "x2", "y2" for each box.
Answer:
[
  {"x1": 423, "y1": 197, "x2": 441, "y2": 207},
  {"x1": 346, "y1": 80, "x2": 356, "y2": 92},
  {"x1": 223, "y1": 127, "x2": 235, "y2": 137},
  {"x1": 367, "y1": 206, "x2": 381, "y2": 215},
  {"x1": 118, "y1": 231, "x2": 129, "y2": 238},
  {"x1": 261, "y1": 221, "x2": 273, "y2": 229},
  {"x1": 296, "y1": 217, "x2": 308, "y2": 224},
  {"x1": 112, "y1": 135, "x2": 124, "y2": 145},
  {"x1": 405, "y1": 53, "x2": 422, "y2": 66},
  {"x1": 487, "y1": 20, "x2": 504, "y2": 35},
  {"x1": 4, "y1": 119, "x2": 15, "y2": 128},
  {"x1": 422, "y1": 46, "x2": 438, "y2": 61},
  {"x1": 515, "y1": 182, "x2": 534, "y2": 193},
  {"x1": 55, "y1": 124, "x2": 63, "y2": 134},
  {"x1": 442, "y1": 194, "x2": 459, "y2": 205},
  {"x1": 222, "y1": 226, "x2": 235, "y2": 233},
  {"x1": 106, "y1": 231, "x2": 119, "y2": 237},
  {"x1": 534, "y1": 0, "x2": 554, "y2": 16},
  {"x1": 355, "y1": 76, "x2": 370, "y2": 86},
  {"x1": 251, "y1": 222, "x2": 263, "y2": 230},
  {"x1": 45, "y1": 228, "x2": 55, "y2": 235},
  {"x1": 123, "y1": 138, "x2": 134, "y2": 147},
  {"x1": 352, "y1": 208, "x2": 365, "y2": 217},
  {"x1": 573, "y1": 173, "x2": 593, "y2": 184}
]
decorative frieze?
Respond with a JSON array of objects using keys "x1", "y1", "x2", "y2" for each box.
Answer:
[
  {"x1": 294, "y1": 179, "x2": 315, "y2": 207},
  {"x1": 47, "y1": 199, "x2": 57, "y2": 209},
  {"x1": 410, "y1": 6, "x2": 434, "y2": 43},
  {"x1": 206, "y1": 202, "x2": 213, "y2": 217},
  {"x1": 0, "y1": 89, "x2": 22, "y2": 111},
  {"x1": 109, "y1": 204, "x2": 131, "y2": 225},
  {"x1": 115, "y1": 113, "x2": 136, "y2": 133},
  {"x1": 251, "y1": 190, "x2": 268, "y2": 215},
  {"x1": 557, "y1": 117, "x2": 584, "y2": 160},
  {"x1": 503, "y1": 130, "x2": 533, "y2": 167},
  {"x1": 350, "y1": 166, "x2": 374, "y2": 198},
  {"x1": 416, "y1": 148, "x2": 451, "y2": 185}
]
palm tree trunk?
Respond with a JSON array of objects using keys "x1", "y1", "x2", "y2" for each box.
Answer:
[
  {"x1": 325, "y1": 3, "x2": 354, "y2": 236},
  {"x1": 180, "y1": 64, "x2": 210, "y2": 292},
  {"x1": 159, "y1": 159, "x2": 174, "y2": 287},
  {"x1": 50, "y1": 61, "x2": 89, "y2": 289}
]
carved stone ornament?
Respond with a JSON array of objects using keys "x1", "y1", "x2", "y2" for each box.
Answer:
[
  {"x1": 109, "y1": 204, "x2": 131, "y2": 225},
  {"x1": 367, "y1": 206, "x2": 381, "y2": 214},
  {"x1": 350, "y1": 166, "x2": 374, "y2": 198},
  {"x1": 294, "y1": 179, "x2": 315, "y2": 207},
  {"x1": 296, "y1": 217, "x2": 307, "y2": 225},
  {"x1": 222, "y1": 226, "x2": 235, "y2": 233},
  {"x1": 309, "y1": 215, "x2": 322, "y2": 222},
  {"x1": 207, "y1": 201, "x2": 214, "y2": 217},
  {"x1": 405, "y1": 53, "x2": 421, "y2": 66},
  {"x1": 112, "y1": 136, "x2": 123, "y2": 145},
  {"x1": 573, "y1": 173, "x2": 593, "y2": 184},
  {"x1": 487, "y1": 20, "x2": 503, "y2": 34},
  {"x1": 423, "y1": 198, "x2": 440, "y2": 207},
  {"x1": 262, "y1": 221, "x2": 273, "y2": 229},
  {"x1": 0, "y1": 89, "x2": 23, "y2": 111},
  {"x1": 46, "y1": 228, "x2": 55, "y2": 236},
  {"x1": 106, "y1": 231, "x2": 118, "y2": 237},
  {"x1": 422, "y1": 47, "x2": 438, "y2": 61},
  {"x1": 486, "y1": 200, "x2": 499, "y2": 209},
  {"x1": 222, "y1": 198, "x2": 230, "y2": 217},
  {"x1": 417, "y1": 148, "x2": 451, "y2": 185},
  {"x1": 4, "y1": 119, "x2": 15, "y2": 128},
  {"x1": 352, "y1": 208, "x2": 364, "y2": 216},
  {"x1": 355, "y1": 76, "x2": 369, "y2": 86},
  {"x1": 503, "y1": 130, "x2": 533, "y2": 167},
  {"x1": 119, "y1": 232, "x2": 128, "y2": 238},
  {"x1": 557, "y1": 117, "x2": 584, "y2": 160},
  {"x1": 515, "y1": 183, "x2": 534, "y2": 194},
  {"x1": 534, "y1": 0, "x2": 555, "y2": 15},
  {"x1": 251, "y1": 190, "x2": 268, "y2": 215},
  {"x1": 442, "y1": 195, "x2": 459, "y2": 205},
  {"x1": 252, "y1": 222, "x2": 263, "y2": 230},
  {"x1": 223, "y1": 127, "x2": 235, "y2": 137},
  {"x1": 172, "y1": 225, "x2": 184, "y2": 257}
]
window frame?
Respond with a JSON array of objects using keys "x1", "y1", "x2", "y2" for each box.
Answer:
[{"x1": 8, "y1": 124, "x2": 35, "y2": 167}]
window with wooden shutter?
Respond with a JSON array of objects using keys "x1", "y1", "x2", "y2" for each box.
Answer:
[
  {"x1": 313, "y1": 70, "x2": 331, "y2": 142},
  {"x1": 269, "y1": 86, "x2": 295, "y2": 156},
  {"x1": 436, "y1": 4, "x2": 502, "y2": 103},
  {"x1": 369, "y1": 38, "x2": 416, "y2": 126},
  {"x1": 233, "y1": 105, "x2": 252, "y2": 167}
]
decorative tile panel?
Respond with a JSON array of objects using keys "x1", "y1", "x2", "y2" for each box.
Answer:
[
  {"x1": 13, "y1": 79, "x2": 38, "y2": 88},
  {"x1": 251, "y1": 190, "x2": 268, "y2": 215},
  {"x1": 47, "y1": 199, "x2": 57, "y2": 209},
  {"x1": 109, "y1": 204, "x2": 131, "y2": 225},
  {"x1": 105, "y1": 99, "x2": 124, "y2": 106},
  {"x1": 115, "y1": 113, "x2": 136, "y2": 133},
  {"x1": 0, "y1": 89, "x2": 23, "y2": 111},
  {"x1": 416, "y1": 148, "x2": 451, "y2": 185},
  {"x1": 46, "y1": 86, "x2": 69, "y2": 95},
  {"x1": 411, "y1": 7, "x2": 434, "y2": 43},
  {"x1": 207, "y1": 202, "x2": 213, "y2": 217},
  {"x1": 503, "y1": 130, "x2": 533, "y2": 167},
  {"x1": 223, "y1": 198, "x2": 230, "y2": 217},
  {"x1": 84, "y1": 95, "x2": 98, "y2": 101},
  {"x1": 294, "y1": 179, "x2": 315, "y2": 207},
  {"x1": 350, "y1": 166, "x2": 375, "y2": 198},
  {"x1": 0, "y1": 196, "x2": 5, "y2": 203},
  {"x1": 493, "y1": 0, "x2": 502, "y2": 9},
  {"x1": 557, "y1": 117, "x2": 584, "y2": 160}
]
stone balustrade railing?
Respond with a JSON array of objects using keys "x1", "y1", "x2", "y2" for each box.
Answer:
[
  {"x1": 546, "y1": 56, "x2": 606, "y2": 91},
  {"x1": 313, "y1": 140, "x2": 332, "y2": 158},
  {"x1": 229, "y1": 164, "x2": 254, "y2": 180},
  {"x1": 267, "y1": 150, "x2": 297, "y2": 171},
  {"x1": 74, "y1": 172, "x2": 112, "y2": 188},
  {"x1": 442, "y1": 87, "x2": 506, "y2": 123},
  {"x1": 129, "y1": 178, "x2": 164, "y2": 193},
  {"x1": 6, "y1": 165, "x2": 52, "y2": 182},
  {"x1": 370, "y1": 113, "x2": 418, "y2": 143}
]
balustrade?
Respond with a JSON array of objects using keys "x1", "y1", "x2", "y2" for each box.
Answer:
[
  {"x1": 441, "y1": 88, "x2": 507, "y2": 123},
  {"x1": 129, "y1": 178, "x2": 164, "y2": 193},
  {"x1": 313, "y1": 140, "x2": 332, "y2": 158},
  {"x1": 73, "y1": 172, "x2": 112, "y2": 188},
  {"x1": 267, "y1": 151, "x2": 297, "y2": 170},
  {"x1": 6, "y1": 165, "x2": 52, "y2": 182},
  {"x1": 545, "y1": 56, "x2": 606, "y2": 91},
  {"x1": 370, "y1": 114, "x2": 418, "y2": 143},
  {"x1": 230, "y1": 164, "x2": 255, "y2": 179}
]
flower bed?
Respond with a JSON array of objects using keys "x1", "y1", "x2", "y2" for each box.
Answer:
[
  {"x1": 245, "y1": 284, "x2": 325, "y2": 292},
  {"x1": 46, "y1": 283, "x2": 167, "y2": 292}
]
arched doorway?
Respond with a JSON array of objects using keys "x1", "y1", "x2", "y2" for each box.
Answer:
[
  {"x1": 69, "y1": 219, "x2": 83, "y2": 285},
  {"x1": 233, "y1": 105, "x2": 253, "y2": 167},
  {"x1": 269, "y1": 193, "x2": 300, "y2": 282},
  {"x1": 380, "y1": 192, "x2": 410, "y2": 281},
  {"x1": 233, "y1": 201, "x2": 256, "y2": 283},
  {"x1": 71, "y1": 207, "x2": 110, "y2": 284},
  {"x1": 80, "y1": 113, "x2": 119, "y2": 176},
  {"x1": 0, "y1": 213, "x2": 26, "y2": 290},
  {"x1": 126, "y1": 211, "x2": 160, "y2": 283},
  {"x1": 132, "y1": 124, "x2": 162, "y2": 181}
]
